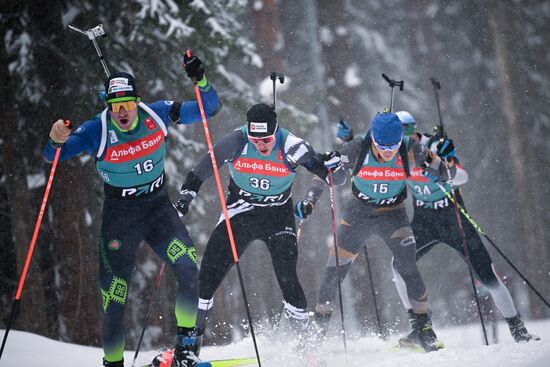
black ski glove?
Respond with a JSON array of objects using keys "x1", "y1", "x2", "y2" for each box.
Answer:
[
  {"x1": 294, "y1": 200, "x2": 315, "y2": 220},
  {"x1": 174, "y1": 189, "x2": 197, "y2": 216},
  {"x1": 183, "y1": 54, "x2": 205, "y2": 81},
  {"x1": 323, "y1": 151, "x2": 342, "y2": 171}
]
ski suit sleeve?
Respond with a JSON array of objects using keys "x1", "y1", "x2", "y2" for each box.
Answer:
[
  {"x1": 283, "y1": 133, "x2": 346, "y2": 186},
  {"x1": 42, "y1": 117, "x2": 101, "y2": 163},
  {"x1": 300, "y1": 136, "x2": 363, "y2": 205},
  {"x1": 180, "y1": 129, "x2": 245, "y2": 193},
  {"x1": 177, "y1": 79, "x2": 221, "y2": 124},
  {"x1": 450, "y1": 157, "x2": 468, "y2": 186}
]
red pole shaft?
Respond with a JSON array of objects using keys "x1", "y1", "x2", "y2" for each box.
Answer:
[
  {"x1": 15, "y1": 146, "x2": 62, "y2": 300},
  {"x1": 186, "y1": 50, "x2": 262, "y2": 366},
  {"x1": 186, "y1": 50, "x2": 240, "y2": 263}
]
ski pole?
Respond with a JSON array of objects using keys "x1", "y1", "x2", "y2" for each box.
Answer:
[
  {"x1": 68, "y1": 24, "x2": 110, "y2": 77},
  {"x1": 382, "y1": 73, "x2": 404, "y2": 112},
  {"x1": 362, "y1": 245, "x2": 387, "y2": 340},
  {"x1": 131, "y1": 263, "x2": 166, "y2": 367},
  {"x1": 269, "y1": 72, "x2": 284, "y2": 110},
  {"x1": 0, "y1": 121, "x2": 71, "y2": 360},
  {"x1": 327, "y1": 171, "x2": 347, "y2": 354},
  {"x1": 296, "y1": 219, "x2": 303, "y2": 242},
  {"x1": 435, "y1": 183, "x2": 550, "y2": 309},
  {"x1": 430, "y1": 78, "x2": 488, "y2": 344},
  {"x1": 443, "y1": 162, "x2": 489, "y2": 345},
  {"x1": 361, "y1": 73, "x2": 404, "y2": 340},
  {"x1": 187, "y1": 50, "x2": 262, "y2": 366},
  {"x1": 430, "y1": 78, "x2": 445, "y2": 136}
]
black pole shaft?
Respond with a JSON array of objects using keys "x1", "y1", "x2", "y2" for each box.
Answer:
[
  {"x1": 482, "y1": 234, "x2": 550, "y2": 309},
  {"x1": 131, "y1": 264, "x2": 166, "y2": 367},
  {"x1": 328, "y1": 172, "x2": 347, "y2": 354},
  {"x1": 431, "y1": 79, "x2": 445, "y2": 136},
  {"x1": 0, "y1": 300, "x2": 20, "y2": 360},
  {"x1": 235, "y1": 262, "x2": 262, "y2": 367},
  {"x1": 272, "y1": 78, "x2": 277, "y2": 110},
  {"x1": 430, "y1": 78, "x2": 487, "y2": 343},
  {"x1": 90, "y1": 36, "x2": 110, "y2": 77},
  {"x1": 435, "y1": 183, "x2": 550, "y2": 309},
  {"x1": 362, "y1": 245, "x2": 386, "y2": 339},
  {"x1": 444, "y1": 164, "x2": 489, "y2": 345}
]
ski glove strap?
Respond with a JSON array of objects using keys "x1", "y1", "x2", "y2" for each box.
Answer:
[
  {"x1": 294, "y1": 200, "x2": 314, "y2": 220},
  {"x1": 323, "y1": 151, "x2": 342, "y2": 170},
  {"x1": 336, "y1": 119, "x2": 354, "y2": 142},
  {"x1": 436, "y1": 138, "x2": 456, "y2": 160},
  {"x1": 175, "y1": 189, "x2": 197, "y2": 216}
]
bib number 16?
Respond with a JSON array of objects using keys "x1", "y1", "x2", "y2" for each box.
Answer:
[{"x1": 134, "y1": 159, "x2": 154, "y2": 175}]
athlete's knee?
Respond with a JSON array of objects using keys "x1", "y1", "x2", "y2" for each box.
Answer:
[
  {"x1": 101, "y1": 275, "x2": 129, "y2": 314},
  {"x1": 166, "y1": 237, "x2": 197, "y2": 267},
  {"x1": 476, "y1": 263, "x2": 500, "y2": 286},
  {"x1": 326, "y1": 246, "x2": 357, "y2": 267},
  {"x1": 392, "y1": 257, "x2": 419, "y2": 279},
  {"x1": 390, "y1": 226, "x2": 415, "y2": 241}
]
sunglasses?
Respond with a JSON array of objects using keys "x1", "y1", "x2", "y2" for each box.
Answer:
[
  {"x1": 248, "y1": 134, "x2": 276, "y2": 144},
  {"x1": 110, "y1": 100, "x2": 138, "y2": 113},
  {"x1": 374, "y1": 139, "x2": 402, "y2": 152}
]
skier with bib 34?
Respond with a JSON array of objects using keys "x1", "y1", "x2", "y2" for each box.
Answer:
[
  {"x1": 43, "y1": 55, "x2": 220, "y2": 367},
  {"x1": 393, "y1": 110, "x2": 540, "y2": 347}
]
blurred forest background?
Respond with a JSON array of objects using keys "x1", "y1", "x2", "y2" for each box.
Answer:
[{"x1": 1, "y1": 0, "x2": 549, "y2": 351}]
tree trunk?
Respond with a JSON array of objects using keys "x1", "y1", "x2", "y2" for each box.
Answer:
[
  {"x1": 0, "y1": 2, "x2": 49, "y2": 335},
  {"x1": 488, "y1": 0, "x2": 547, "y2": 317}
]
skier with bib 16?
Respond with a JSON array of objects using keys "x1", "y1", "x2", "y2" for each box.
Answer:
[{"x1": 43, "y1": 55, "x2": 220, "y2": 367}]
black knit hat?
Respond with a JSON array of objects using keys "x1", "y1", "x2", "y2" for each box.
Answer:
[
  {"x1": 246, "y1": 103, "x2": 278, "y2": 137},
  {"x1": 104, "y1": 72, "x2": 139, "y2": 103}
]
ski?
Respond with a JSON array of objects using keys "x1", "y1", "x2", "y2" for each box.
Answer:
[
  {"x1": 391, "y1": 340, "x2": 445, "y2": 353},
  {"x1": 144, "y1": 348, "x2": 257, "y2": 367}
]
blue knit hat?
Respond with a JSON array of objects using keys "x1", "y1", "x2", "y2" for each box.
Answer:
[{"x1": 370, "y1": 112, "x2": 403, "y2": 146}]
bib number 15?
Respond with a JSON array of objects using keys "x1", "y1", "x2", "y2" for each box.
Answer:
[{"x1": 250, "y1": 177, "x2": 271, "y2": 190}]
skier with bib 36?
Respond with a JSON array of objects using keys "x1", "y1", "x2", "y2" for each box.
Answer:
[
  {"x1": 174, "y1": 103, "x2": 345, "y2": 351},
  {"x1": 43, "y1": 55, "x2": 220, "y2": 367},
  {"x1": 300, "y1": 112, "x2": 454, "y2": 352},
  {"x1": 393, "y1": 110, "x2": 540, "y2": 347}
]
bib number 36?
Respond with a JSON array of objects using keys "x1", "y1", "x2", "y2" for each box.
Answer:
[{"x1": 250, "y1": 177, "x2": 271, "y2": 190}]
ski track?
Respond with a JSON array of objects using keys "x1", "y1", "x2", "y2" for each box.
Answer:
[{"x1": 2, "y1": 319, "x2": 550, "y2": 366}]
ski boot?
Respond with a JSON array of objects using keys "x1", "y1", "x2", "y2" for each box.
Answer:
[
  {"x1": 172, "y1": 327, "x2": 200, "y2": 367},
  {"x1": 102, "y1": 358, "x2": 124, "y2": 367},
  {"x1": 505, "y1": 314, "x2": 541, "y2": 342},
  {"x1": 399, "y1": 310, "x2": 443, "y2": 352},
  {"x1": 310, "y1": 311, "x2": 331, "y2": 342},
  {"x1": 398, "y1": 309, "x2": 420, "y2": 349},
  {"x1": 283, "y1": 303, "x2": 311, "y2": 350}
]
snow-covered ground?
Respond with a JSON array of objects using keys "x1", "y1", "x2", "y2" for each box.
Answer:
[{"x1": 2, "y1": 319, "x2": 550, "y2": 366}]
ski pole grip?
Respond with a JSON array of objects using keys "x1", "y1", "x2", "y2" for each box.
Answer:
[{"x1": 64, "y1": 120, "x2": 73, "y2": 130}]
